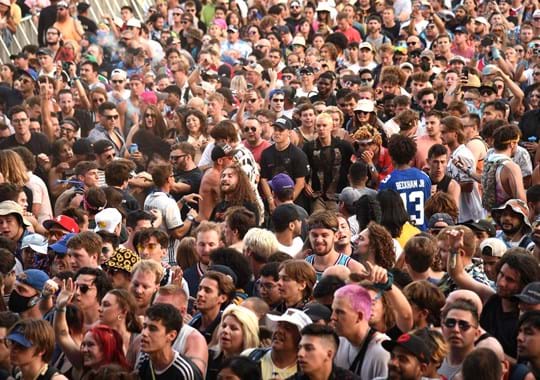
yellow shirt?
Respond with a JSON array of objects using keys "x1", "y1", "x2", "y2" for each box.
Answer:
[
  {"x1": 242, "y1": 349, "x2": 298, "y2": 380},
  {"x1": 396, "y1": 221, "x2": 421, "y2": 248}
]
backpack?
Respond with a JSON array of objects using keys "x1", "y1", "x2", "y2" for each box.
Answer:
[{"x1": 481, "y1": 156, "x2": 510, "y2": 211}]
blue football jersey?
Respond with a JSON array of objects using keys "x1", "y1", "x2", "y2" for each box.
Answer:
[{"x1": 379, "y1": 168, "x2": 432, "y2": 230}]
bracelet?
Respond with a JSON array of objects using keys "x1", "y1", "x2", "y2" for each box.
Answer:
[
  {"x1": 373, "y1": 271, "x2": 394, "y2": 292},
  {"x1": 55, "y1": 306, "x2": 66, "y2": 313}
]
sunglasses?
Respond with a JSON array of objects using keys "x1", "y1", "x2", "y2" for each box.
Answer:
[
  {"x1": 356, "y1": 110, "x2": 371, "y2": 115},
  {"x1": 112, "y1": 80, "x2": 124, "y2": 84},
  {"x1": 247, "y1": 98, "x2": 258, "y2": 103},
  {"x1": 78, "y1": 284, "x2": 94, "y2": 294},
  {"x1": 272, "y1": 98, "x2": 285, "y2": 102},
  {"x1": 443, "y1": 318, "x2": 475, "y2": 331},
  {"x1": 244, "y1": 127, "x2": 257, "y2": 132},
  {"x1": 145, "y1": 113, "x2": 155, "y2": 118},
  {"x1": 409, "y1": 52, "x2": 421, "y2": 58},
  {"x1": 105, "y1": 114, "x2": 119, "y2": 120},
  {"x1": 170, "y1": 154, "x2": 187, "y2": 161},
  {"x1": 407, "y1": 41, "x2": 417, "y2": 46}
]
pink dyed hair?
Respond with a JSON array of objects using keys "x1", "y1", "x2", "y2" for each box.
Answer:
[{"x1": 334, "y1": 284, "x2": 372, "y2": 317}]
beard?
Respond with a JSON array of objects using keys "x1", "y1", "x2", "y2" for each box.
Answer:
[{"x1": 501, "y1": 223, "x2": 522, "y2": 236}]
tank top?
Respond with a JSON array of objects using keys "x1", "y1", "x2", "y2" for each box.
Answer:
[
  {"x1": 306, "y1": 253, "x2": 351, "y2": 281},
  {"x1": 435, "y1": 174, "x2": 452, "y2": 193}
]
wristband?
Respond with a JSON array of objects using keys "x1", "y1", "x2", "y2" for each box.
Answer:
[
  {"x1": 373, "y1": 271, "x2": 394, "y2": 292},
  {"x1": 491, "y1": 47, "x2": 501, "y2": 60},
  {"x1": 55, "y1": 306, "x2": 66, "y2": 313},
  {"x1": 187, "y1": 214, "x2": 195, "y2": 222}
]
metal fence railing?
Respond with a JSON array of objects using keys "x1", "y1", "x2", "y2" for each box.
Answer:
[{"x1": 0, "y1": 0, "x2": 152, "y2": 64}]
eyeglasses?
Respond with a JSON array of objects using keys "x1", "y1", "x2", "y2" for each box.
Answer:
[
  {"x1": 480, "y1": 91, "x2": 494, "y2": 96},
  {"x1": 247, "y1": 98, "x2": 258, "y2": 103},
  {"x1": 60, "y1": 127, "x2": 75, "y2": 133},
  {"x1": 443, "y1": 318, "x2": 476, "y2": 331},
  {"x1": 356, "y1": 110, "x2": 371, "y2": 115},
  {"x1": 144, "y1": 113, "x2": 155, "y2": 118},
  {"x1": 181, "y1": 20, "x2": 190, "y2": 24},
  {"x1": 409, "y1": 52, "x2": 421, "y2": 58},
  {"x1": 257, "y1": 281, "x2": 277, "y2": 290},
  {"x1": 272, "y1": 98, "x2": 285, "y2": 102},
  {"x1": 104, "y1": 114, "x2": 119, "y2": 120},
  {"x1": 170, "y1": 154, "x2": 187, "y2": 161},
  {"x1": 407, "y1": 41, "x2": 417, "y2": 46},
  {"x1": 244, "y1": 127, "x2": 257, "y2": 132},
  {"x1": 77, "y1": 284, "x2": 95, "y2": 294},
  {"x1": 12, "y1": 118, "x2": 28, "y2": 124},
  {"x1": 112, "y1": 80, "x2": 124, "y2": 84}
]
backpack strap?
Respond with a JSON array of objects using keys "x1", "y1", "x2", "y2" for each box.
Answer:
[
  {"x1": 349, "y1": 328, "x2": 377, "y2": 375},
  {"x1": 248, "y1": 348, "x2": 271, "y2": 362}
]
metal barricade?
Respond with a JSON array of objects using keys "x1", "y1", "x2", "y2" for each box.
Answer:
[{"x1": 0, "y1": 15, "x2": 38, "y2": 64}]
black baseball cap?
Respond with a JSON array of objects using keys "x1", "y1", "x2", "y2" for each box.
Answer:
[
  {"x1": 461, "y1": 219, "x2": 496, "y2": 237},
  {"x1": 513, "y1": 282, "x2": 540, "y2": 305},
  {"x1": 382, "y1": 333, "x2": 432, "y2": 364}
]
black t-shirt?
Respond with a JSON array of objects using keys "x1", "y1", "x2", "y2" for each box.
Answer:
[
  {"x1": 137, "y1": 351, "x2": 203, "y2": 380},
  {"x1": 172, "y1": 168, "x2": 203, "y2": 201},
  {"x1": 303, "y1": 137, "x2": 354, "y2": 194},
  {"x1": 382, "y1": 22, "x2": 401, "y2": 41},
  {"x1": 260, "y1": 143, "x2": 309, "y2": 180},
  {"x1": 78, "y1": 15, "x2": 98, "y2": 36},
  {"x1": 309, "y1": 93, "x2": 337, "y2": 106},
  {"x1": 0, "y1": 132, "x2": 51, "y2": 155},
  {"x1": 519, "y1": 109, "x2": 540, "y2": 142},
  {"x1": 480, "y1": 294, "x2": 519, "y2": 358},
  {"x1": 58, "y1": 109, "x2": 94, "y2": 138}
]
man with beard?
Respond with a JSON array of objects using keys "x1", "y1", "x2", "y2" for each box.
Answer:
[
  {"x1": 8, "y1": 269, "x2": 49, "y2": 319},
  {"x1": 242, "y1": 117, "x2": 271, "y2": 164},
  {"x1": 285, "y1": 0, "x2": 303, "y2": 34},
  {"x1": 52, "y1": 0, "x2": 83, "y2": 48},
  {"x1": 438, "y1": 300, "x2": 481, "y2": 379},
  {"x1": 245, "y1": 308, "x2": 312, "y2": 379},
  {"x1": 44, "y1": 27, "x2": 62, "y2": 57},
  {"x1": 447, "y1": 232, "x2": 540, "y2": 358},
  {"x1": 210, "y1": 164, "x2": 260, "y2": 224},
  {"x1": 305, "y1": 211, "x2": 364, "y2": 281},
  {"x1": 310, "y1": 72, "x2": 337, "y2": 106},
  {"x1": 189, "y1": 271, "x2": 235, "y2": 343},
  {"x1": 293, "y1": 324, "x2": 358, "y2": 380},
  {"x1": 517, "y1": 311, "x2": 540, "y2": 379},
  {"x1": 170, "y1": 142, "x2": 203, "y2": 202},
  {"x1": 491, "y1": 199, "x2": 534, "y2": 250},
  {"x1": 373, "y1": 333, "x2": 432, "y2": 380},
  {"x1": 272, "y1": 204, "x2": 304, "y2": 256}
]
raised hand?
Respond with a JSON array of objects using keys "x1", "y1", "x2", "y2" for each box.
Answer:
[{"x1": 56, "y1": 278, "x2": 75, "y2": 309}]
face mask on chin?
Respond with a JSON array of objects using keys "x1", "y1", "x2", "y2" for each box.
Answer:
[{"x1": 8, "y1": 290, "x2": 37, "y2": 314}]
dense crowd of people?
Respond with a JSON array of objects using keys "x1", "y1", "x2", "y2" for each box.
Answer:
[{"x1": 0, "y1": 0, "x2": 539, "y2": 379}]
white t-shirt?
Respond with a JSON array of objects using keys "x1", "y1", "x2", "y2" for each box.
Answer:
[
  {"x1": 447, "y1": 144, "x2": 485, "y2": 222},
  {"x1": 334, "y1": 334, "x2": 390, "y2": 380},
  {"x1": 26, "y1": 172, "x2": 53, "y2": 223},
  {"x1": 277, "y1": 237, "x2": 304, "y2": 257}
]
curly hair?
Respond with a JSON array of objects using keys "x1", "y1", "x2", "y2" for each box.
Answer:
[
  {"x1": 367, "y1": 222, "x2": 396, "y2": 269},
  {"x1": 351, "y1": 124, "x2": 383, "y2": 146},
  {"x1": 424, "y1": 192, "x2": 459, "y2": 222},
  {"x1": 219, "y1": 164, "x2": 257, "y2": 206},
  {"x1": 182, "y1": 108, "x2": 209, "y2": 139}
]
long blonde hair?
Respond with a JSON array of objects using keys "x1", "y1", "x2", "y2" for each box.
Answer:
[
  {"x1": 0, "y1": 150, "x2": 29, "y2": 186},
  {"x1": 212, "y1": 304, "x2": 260, "y2": 355}
]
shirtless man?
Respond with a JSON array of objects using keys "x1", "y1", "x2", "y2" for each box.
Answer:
[
  {"x1": 462, "y1": 113, "x2": 487, "y2": 176},
  {"x1": 198, "y1": 145, "x2": 234, "y2": 221}
]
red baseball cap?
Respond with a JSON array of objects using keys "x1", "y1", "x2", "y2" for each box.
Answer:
[{"x1": 42, "y1": 215, "x2": 80, "y2": 233}]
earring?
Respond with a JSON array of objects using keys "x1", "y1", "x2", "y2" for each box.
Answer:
[{"x1": 117, "y1": 315, "x2": 123, "y2": 321}]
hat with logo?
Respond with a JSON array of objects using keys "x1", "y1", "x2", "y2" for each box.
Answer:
[
  {"x1": 0, "y1": 201, "x2": 31, "y2": 227},
  {"x1": 267, "y1": 308, "x2": 313, "y2": 332},
  {"x1": 211, "y1": 143, "x2": 234, "y2": 161},
  {"x1": 272, "y1": 117, "x2": 293, "y2": 130},
  {"x1": 513, "y1": 282, "x2": 540, "y2": 305},
  {"x1": 17, "y1": 269, "x2": 49, "y2": 292},
  {"x1": 49, "y1": 233, "x2": 76, "y2": 255},
  {"x1": 454, "y1": 26, "x2": 468, "y2": 34},
  {"x1": 43, "y1": 215, "x2": 79, "y2": 233},
  {"x1": 227, "y1": 24, "x2": 238, "y2": 33},
  {"x1": 269, "y1": 173, "x2": 294, "y2": 193},
  {"x1": 479, "y1": 238, "x2": 507, "y2": 258},
  {"x1": 21, "y1": 234, "x2": 48, "y2": 255},
  {"x1": 94, "y1": 208, "x2": 122, "y2": 234},
  {"x1": 383, "y1": 333, "x2": 432, "y2": 364},
  {"x1": 105, "y1": 247, "x2": 140, "y2": 273}
]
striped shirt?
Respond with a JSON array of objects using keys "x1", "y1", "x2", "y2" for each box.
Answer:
[{"x1": 136, "y1": 350, "x2": 203, "y2": 380}]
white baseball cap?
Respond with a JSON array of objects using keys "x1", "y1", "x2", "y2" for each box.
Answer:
[
  {"x1": 94, "y1": 208, "x2": 122, "y2": 234},
  {"x1": 266, "y1": 308, "x2": 312, "y2": 332}
]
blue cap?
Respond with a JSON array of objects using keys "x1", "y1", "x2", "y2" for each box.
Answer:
[
  {"x1": 18, "y1": 269, "x2": 49, "y2": 292},
  {"x1": 269, "y1": 173, "x2": 294, "y2": 192},
  {"x1": 49, "y1": 233, "x2": 76, "y2": 255},
  {"x1": 7, "y1": 330, "x2": 32, "y2": 348}
]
